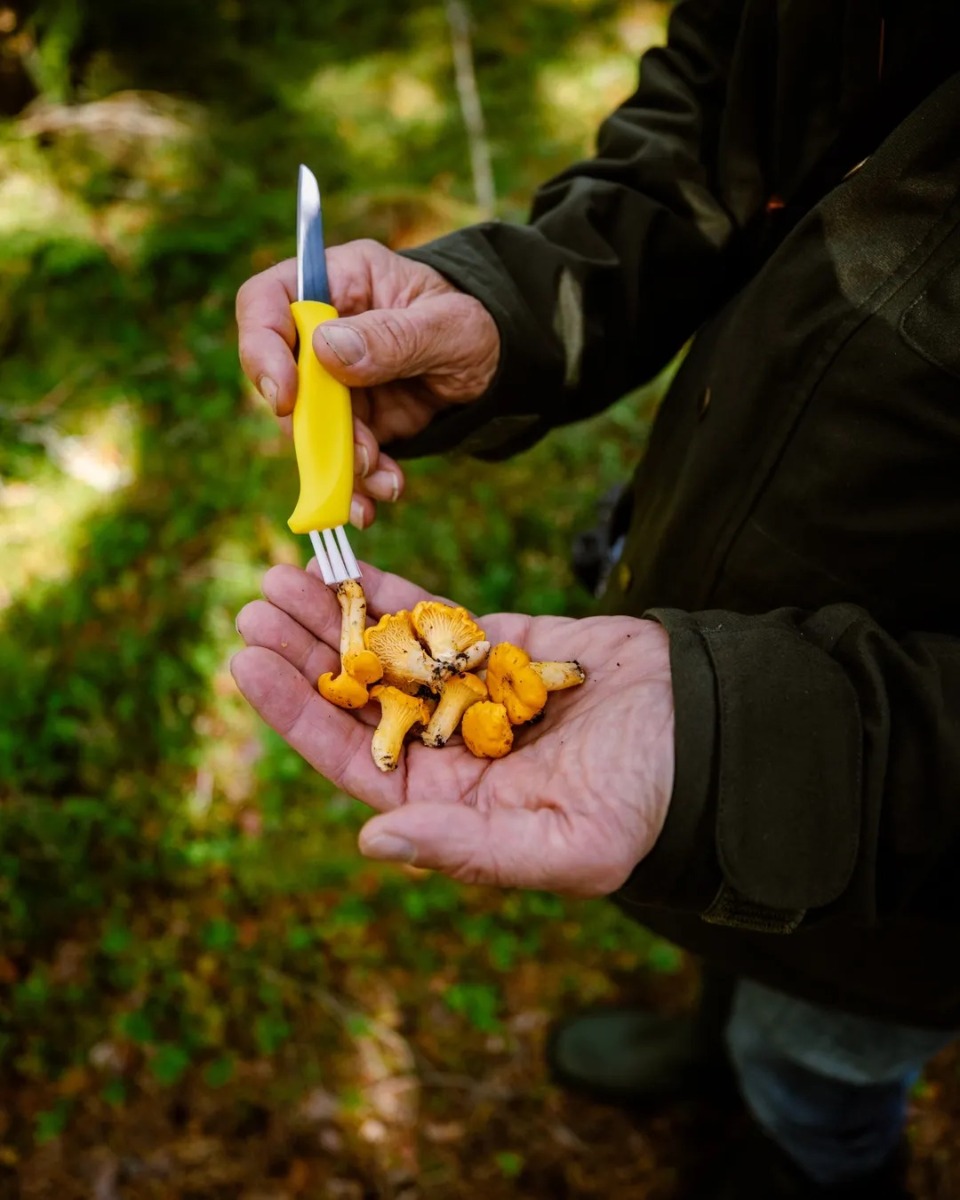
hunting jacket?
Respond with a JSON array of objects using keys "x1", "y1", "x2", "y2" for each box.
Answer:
[{"x1": 394, "y1": 0, "x2": 960, "y2": 1027}]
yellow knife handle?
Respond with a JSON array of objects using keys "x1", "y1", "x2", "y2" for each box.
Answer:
[{"x1": 287, "y1": 300, "x2": 354, "y2": 534}]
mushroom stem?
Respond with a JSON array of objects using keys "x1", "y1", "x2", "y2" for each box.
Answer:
[
  {"x1": 422, "y1": 673, "x2": 487, "y2": 748},
  {"x1": 336, "y1": 580, "x2": 382, "y2": 684},
  {"x1": 454, "y1": 640, "x2": 491, "y2": 675},
  {"x1": 370, "y1": 685, "x2": 432, "y2": 772},
  {"x1": 531, "y1": 660, "x2": 585, "y2": 691}
]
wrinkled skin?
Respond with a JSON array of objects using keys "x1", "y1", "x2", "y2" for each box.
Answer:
[
  {"x1": 233, "y1": 563, "x2": 675, "y2": 897},
  {"x1": 235, "y1": 241, "x2": 674, "y2": 895},
  {"x1": 235, "y1": 241, "x2": 500, "y2": 530}
]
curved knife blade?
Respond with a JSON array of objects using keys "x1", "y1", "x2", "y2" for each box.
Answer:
[{"x1": 297, "y1": 164, "x2": 331, "y2": 305}]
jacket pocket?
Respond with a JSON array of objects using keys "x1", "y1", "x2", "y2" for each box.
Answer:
[{"x1": 715, "y1": 517, "x2": 875, "y2": 615}]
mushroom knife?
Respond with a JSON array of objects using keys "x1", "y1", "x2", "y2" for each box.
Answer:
[{"x1": 287, "y1": 164, "x2": 354, "y2": 536}]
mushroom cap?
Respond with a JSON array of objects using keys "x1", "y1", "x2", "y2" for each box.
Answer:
[
  {"x1": 461, "y1": 701, "x2": 514, "y2": 759},
  {"x1": 343, "y1": 647, "x2": 383, "y2": 685},
  {"x1": 318, "y1": 671, "x2": 370, "y2": 710},
  {"x1": 364, "y1": 610, "x2": 442, "y2": 692},
  {"x1": 411, "y1": 601, "x2": 487, "y2": 668},
  {"x1": 485, "y1": 642, "x2": 549, "y2": 725},
  {"x1": 445, "y1": 672, "x2": 488, "y2": 700}
]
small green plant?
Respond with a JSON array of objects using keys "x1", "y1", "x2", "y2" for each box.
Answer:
[
  {"x1": 495, "y1": 1150, "x2": 525, "y2": 1180},
  {"x1": 443, "y1": 982, "x2": 501, "y2": 1033}
]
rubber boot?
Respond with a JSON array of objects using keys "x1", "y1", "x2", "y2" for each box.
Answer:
[{"x1": 546, "y1": 969, "x2": 736, "y2": 1106}]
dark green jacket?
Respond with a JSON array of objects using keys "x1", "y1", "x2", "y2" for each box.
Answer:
[{"x1": 397, "y1": 0, "x2": 960, "y2": 1029}]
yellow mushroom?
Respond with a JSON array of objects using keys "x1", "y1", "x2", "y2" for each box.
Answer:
[
  {"x1": 421, "y1": 672, "x2": 488, "y2": 748},
  {"x1": 411, "y1": 600, "x2": 490, "y2": 677},
  {"x1": 364, "y1": 610, "x2": 443, "y2": 694},
  {"x1": 531, "y1": 659, "x2": 585, "y2": 691},
  {"x1": 485, "y1": 642, "x2": 548, "y2": 725},
  {"x1": 336, "y1": 579, "x2": 382, "y2": 684},
  {"x1": 370, "y1": 685, "x2": 432, "y2": 772},
  {"x1": 318, "y1": 670, "x2": 370, "y2": 710},
  {"x1": 461, "y1": 701, "x2": 514, "y2": 759}
]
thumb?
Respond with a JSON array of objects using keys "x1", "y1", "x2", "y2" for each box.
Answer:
[
  {"x1": 358, "y1": 804, "x2": 624, "y2": 897},
  {"x1": 313, "y1": 294, "x2": 487, "y2": 389}
]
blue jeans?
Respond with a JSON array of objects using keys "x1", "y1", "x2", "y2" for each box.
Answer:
[{"x1": 726, "y1": 980, "x2": 956, "y2": 1185}]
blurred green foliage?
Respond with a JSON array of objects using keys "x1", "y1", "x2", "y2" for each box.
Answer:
[{"x1": 0, "y1": 0, "x2": 677, "y2": 1169}]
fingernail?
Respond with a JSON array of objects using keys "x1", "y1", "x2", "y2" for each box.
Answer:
[
  {"x1": 257, "y1": 375, "x2": 278, "y2": 410},
  {"x1": 321, "y1": 324, "x2": 365, "y2": 366},
  {"x1": 354, "y1": 443, "x2": 370, "y2": 478},
  {"x1": 362, "y1": 833, "x2": 416, "y2": 864},
  {"x1": 350, "y1": 498, "x2": 367, "y2": 530},
  {"x1": 389, "y1": 473, "x2": 400, "y2": 503}
]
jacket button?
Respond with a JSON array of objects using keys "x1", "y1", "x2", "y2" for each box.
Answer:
[{"x1": 699, "y1": 386, "x2": 712, "y2": 418}]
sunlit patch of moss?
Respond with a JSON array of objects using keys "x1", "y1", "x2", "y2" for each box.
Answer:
[
  {"x1": 291, "y1": 54, "x2": 451, "y2": 184},
  {"x1": 537, "y1": 33, "x2": 654, "y2": 154},
  {"x1": 0, "y1": 143, "x2": 95, "y2": 261},
  {"x1": 0, "y1": 402, "x2": 140, "y2": 608}
]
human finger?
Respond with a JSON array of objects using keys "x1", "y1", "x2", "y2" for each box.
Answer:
[
  {"x1": 311, "y1": 294, "x2": 497, "y2": 394},
  {"x1": 231, "y1": 646, "x2": 402, "y2": 808},
  {"x1": 357, "y1": 803, "x2": 630, "y2": 896},
  {"x1": 260, "y1": 563, "x2": 343, "y2": 647},
  {"x1": 357, "y1": 461, "x2": 403, "y2": 505},
  {"x1": 349, "y1": 492, "x2": 376, "y2": 531},
  {"x1": 236, "y1": 598, "x2": 336, "y2": 682},
  {"x1": 236, "y1": 600, "x2": 384, "y2": 729},
  {"x1": 236, "y1": 260, "x2": 300, "y2": 416},
  {"x1": 352, "y1": 416, "x2": 379, "y2": 482},
  {"x1": 350, "y1": 426, "x2": 404, "y2": 503}
]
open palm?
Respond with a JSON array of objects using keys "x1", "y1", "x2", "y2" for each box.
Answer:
[{"x1": 232, "y1": 563, "x2": 675, "y2": 896}]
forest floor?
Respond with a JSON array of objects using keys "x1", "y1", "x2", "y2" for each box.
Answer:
[
  {"x1": 3, "y1": 3, "x2": 959, "y2": 1196},
  {"x1": 10, "y1": 950, "x2": 960, "y2": 1199}
]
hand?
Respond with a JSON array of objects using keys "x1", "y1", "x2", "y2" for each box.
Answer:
[
  {"x1": 236, "y1": 240, "x2": 501, "y2": 529},
  {"x1": 232, "y1": 564, "x2": 675, "y2": 897}
]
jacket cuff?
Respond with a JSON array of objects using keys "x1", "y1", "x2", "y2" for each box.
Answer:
[
  {"x1": 387, "y1": 230, "x2": 563, "y2": 461},
  {"x1": 616, "y1": 611, "x2": 723, "y2": 913},
  {"x1": 618, "y1": 608, "x2": 862, "y2": 933}
]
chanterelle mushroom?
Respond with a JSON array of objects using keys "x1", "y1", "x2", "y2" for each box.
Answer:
[
  {"x1": 318, "y1": 670, "x2": 370, "y2": 710},
  {"x1": 364, "y1": 611, "x2": 443, "y2": 693},
  {"x1": 461, "y1": 701, "x2": 513, "y2": 759},
  {"x1": 422, "y1": 672, "x2": 487, "y2": 748},
  {"x1": 336, "y1": 580, "x2": 382, "y2": 684},
  {"x1": 411, "y1": 601, "x2": 490, "y2": 676},
  {"x1": 531, "y1": 660, "x2": 585, "y2": 691},
  {"x1": 485, "y1": 643, "x2": 548, "y2": 725},
  {"x1": 370, "y1": 685, "x2": 431, "y2": 772}
]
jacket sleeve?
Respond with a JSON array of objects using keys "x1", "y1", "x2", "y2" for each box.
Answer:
[
  {"x1": 620, "y1": 604, "x2": 960, "y2": 933},
  {"x1": 390, "y1": 0, "x2": 749, "y2": 462}
]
